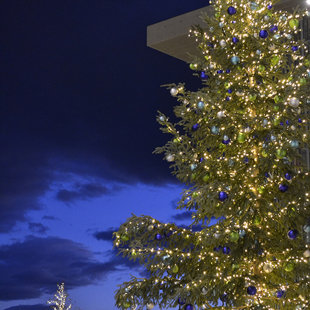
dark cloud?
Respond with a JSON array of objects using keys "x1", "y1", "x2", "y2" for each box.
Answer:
[
  {"x1": 28, "y1": 223, "x2": 48, "y2": 234},
  {"x1": 171, "y1": 211, "x2": 193, "y2": 221},
  {"x1": 0, "y1": 236, "x2": 139, "y2": 301},
  {"x1": 4, "y1": 304, "x2": 49, "y2": 310},
  {"x1": 56, "y1": 182, "x2": 116, "y2": 203},
  {"x1": 94, "y1": 227, "x2": 118, "y2": 242}
]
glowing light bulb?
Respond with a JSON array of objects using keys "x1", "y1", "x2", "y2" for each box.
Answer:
[{"x1": 307, "y1": 0, "x2": 310, "y2": 5}]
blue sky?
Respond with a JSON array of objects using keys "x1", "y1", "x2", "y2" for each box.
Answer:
[{"x1": 0, "y1": 0, "x2": 210, "y2": 309}]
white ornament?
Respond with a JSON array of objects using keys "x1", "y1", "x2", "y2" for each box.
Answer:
[
  {"x1": 214, "y1": 233, "x2": 221, "y2": 239},
  {"x1": 170, "y1": 87, "x2": 178, "y2": 96},
  {"x1": 303, "y1": 249, "x2": 310, "y2": 258},
  {"x1": 147, "y1": 225, "x2": 154, "y2": 231},
  {"x1": 236, "y1": 91, "x2": 244, "y2": 97},
  {"x1": 269, "y1": 44, "x2": 276, "y2": 51},
  {"x1": 146, "y1": 303, "x2": 155, "y2": 309},
  {"x1": 166, "y1": 154, "x2": 175, "y2": 162},
  {"x1": 202, "y1": 287, "x2": 208, "y2": 295},
  {"x1": 289, "y1": 97, "x2": 300, "y2": 108},
  {"x1": 217, "y1": 111, "x2": 225, "y2": 118},
  {"x1": 159, "y1": 116, "x2": 165, "y2": 122},
  {"x1": 264, "y1": 15, "x2": 270, "y2": 21},
  {"x1": 291, "y1": 125, "x2": 296, "y2": 131},
  {"x1": 244, "y1": 127, "x2": 251, "y2": 133},
  {"x1": 263, "y1": 263, "x2": 273, "y2": 273},
  {"x1": 209, "y1": 63, "x2": 215, "y2": 69},
  {"x1": 219, "y1": 40, "x2": 226, "y2": 47}
]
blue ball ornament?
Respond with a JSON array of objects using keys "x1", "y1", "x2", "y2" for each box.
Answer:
[
  {"x1": 226, "y1": 69, "x2": 231, "y2": 73},
  {"x1": 276, "y1": 290, "x2": 285, "y2": 298},
  {"x1": 222, "y1": 136, "x2": 230, "y2": 144},
  {"x1": 227, "y1": 89, "x2": 233, "y2": 94},
  {"x1": 200, "y1": 71, "x2": 209, "y2": 79},
  {"x1": 222, "y1": 246, "x2": 231, "y2": 254},
  {"x1": 178, "y1": 298, "x2": 186, "y2": 305},
  {"x1": 288, "y1": 229, "x2": 298, "y2": 239},
  {"x1": 270, "y1": 25, "x2": 278, "y2": 32},
  {"x1": 211, "y1": 126, "x2": 219, "y2": 134},
  {"x1": 267, "y1": 4, "x2": 273, "y2": 9},
  {"x1": 292, "y1": 46, "x2": 299, "y2": 51},
  {"x1": 231, "y1": 56, "x2": 240, "y2": 65},
  {"x1": 219, "y1": 191, "x2": 228, "y2": 201},
  {"x1": 185, "y1": 304, "x2": 194, "y2": 310},
  {"x1": 214, "y1": 245, "x2": 222, "y2": 252},
  {"x1": 247, "y1": 286, "x2": 257, "y2": 295},
  {"x1": 217, "y1": 70, "x2": 223, "y2": 74},
  {"x1": 192, "y1": 124, "x2": 199, "y2": 131},
  {"x1": 226, "y1": 96, "x2": 231, "y2": 101},
  {"x1": 227, "y1": 6, "x2": 237, "y2": 15},
  {"x1": 197, "y1": 101, "x2": 205, "y2": 109},
  {"x1": 298, "y1": 118, "x2": 302, "y2": 123},
  {"x1": 155, "y1": 233, "x2": 163, "y2": 241},
  {"x1": 285, "y1": 173, "x2": 292, "y2": 180},
  {"x1": 244, "y1": 157, "x2": 249, "y2": 163},
  {"x1": 279, "y1": 184, "x2": 288, "y2": 192},
  {"x1": 259, "y1": 30, "x2": 268, "y2": 39},
  {"x1": 232, "y1": 37, "x2": 239, "y2": 43}
]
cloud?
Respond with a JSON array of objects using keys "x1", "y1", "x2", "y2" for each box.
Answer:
[
  {"x1": 4, "y1": 304, "x2": 49, "y2": 310},
  {"x1": 93, "y1": 227, "x2": 118, "y2": 242},
  {"x1": 0, "y1": 236, "x2": 139, "y2": 301},
  {"x1": 28, "y1": 223, "x2": 49, "y2": 234},
  {"x1": 42, "y1": 216, "x2": 58, "y2": 221},
  {"x1": 171, "y1": 211, "x2": 193, "y2": 221},
  {"x1": 56, "y1": 182, "x2": 120, "y2": 203}
]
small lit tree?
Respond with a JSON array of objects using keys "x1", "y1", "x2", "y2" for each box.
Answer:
[{"x1": 47, "y1": 283, "x2": 72, "y2": 310}]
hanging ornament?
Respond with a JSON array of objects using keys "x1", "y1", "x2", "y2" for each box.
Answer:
[
  {"x1": 170, "y1": 87, "x2": 178, "y2": 96},
  {"x1": 178, "y1": 298, "x2": 186, "y2": 305},
  {"x1": 276, "y1": 149, "x2": 286, "y2": 159},
  {"x1": 192, "y1": 124, "x2": 199, "y2": 131},
  {"x1": 219, "y1": 191, "x2": 228, "y2": 201},
  {"x1": 268, "y1": 44, "x2": 276, "y2": 51},
  {"x1": 171, "y1": 264, "x2": 179, "y2": 273},
  {"x1": 267, "y1": 4, "x2": 273, "y2": 9},
  {"x1": 247, "y1": 286, "x2": 257, "y2": 295},
  {"x1": 274, "y1": 34, "x2": 280, "y2": 40},
  {"x1": 237, "y1": 133, "x2": 246, "y2": 143},
  {"x1": 236, "y1": 91, "x2": 244, "y2": 96},
  {"x1": 276, "y1": 290, "x2": 285, "y2": 298},
  {"x1": 214, "y1": 232, "x2": 220, "y2": 238},
  {"x1": 189, "y1": 63, "x2": 198, "y2": 70},
  {"x1": 271, "y1": 55, "x2": 280, "y2": 66},
  {"x1": 289, "y1": 97, "x2": 300, "y2": 108},
  {"x1": 290, "y1": 140, "x2": 299, "y2": 148},
  {"x1": 303, "y1": 249, "x2": 310, "y2": 258},
  {"x1": 227, "y1": 6, "x2": 237, "y2": 15},
  {"x1": 200, "y1": 71, "x2": 209, "y2": 79},
  {"x1": 217, "y1": 111, "x2": 226, "y2": 118},
  {"x1": 270, "y1": 25, "x2": 278, "y2": 33},
  {"x1": 250, "y1": 2, "x2": 259, "y2": 10},
  {"x1": 147, "y1": 225, "x2": 154, "y2": 231},
  {"x1": 284, "y1": 262, "x2": 295, "y2": 272},
  {"x1": 288, "y1": 229, "x2": 298, "y2": 239},
  {"x1": 289, "y1": 19, "x2": 299, "y2": 29},
  {"x1": 279, "y1": 184, "x2": 288, "y2": 192},
  {"x1": 159, "y1": 116, "x2": 165, "y2": 122},
  {"x1": 190, "y1": 163, "x2": 197, "y2": 171},
  {"x1": 222, "y1": 135, "x2": 231, "y2": 145},
  {"x1": 285, "y1": 173, "x2": 292, "y2": 180},
  {"x1": 220, "y1": 39, "x2": 226, "y2": 47},
  {"x1": 239, "y1": 230, "x2": 246, "y2": 237},
  {"x1": 202, "y1": 287, "x2": 208, "y2": 295},
  {"x1": 264, "y1": 15, "x2": 270, "y2": 21},
  {"x1": 256, "y1": 49, "x2": 261, "y2": 55},
  {"x1": 230, "y1": 231, "x2": 239, "y2": 242},
  {"x1": 166, "y1": 154, "x2": 175, "y2": 162},
  {"x1": 185, "y1": 305, "x2": 194, "y2": 310},
  {"x1": 155, "y1": 233, "x2": 163, "y2": 241},
  {"x1": 146, "y1": 303, "x2": 155, "y2": 309},
  {"x1": 232, "y1": 37, "x2": 239, "y2": 43},
  {"x1": 123, "y1": 302, "x2": 131, "y2": 308},
  {"x1": 211, "y1": 125, "x2": 219, "y2": 134},
  {"x1": 219, "y1": 22, "x2": 224, "y2": 28},
  {"x1": 304, "y1": 225, "x2": 310, "y2": 233},
  {"x1": 263, "y1": 263, "x2": 273, "y2": 273},
  {"x1": 292, "y1": 46, "x2": 299, "y2": 52},
  {"x1": 222, "y1": 246, "x2": 231, "y2": 254},
  {"x1": 197, "y1": 101, "x2": 205, "y2": 109},
  {"x1": 231, "y1": 56, "x2": 240, "y2": 65},
  {"x1": 259, "y1": 30, "x2": 268, "y2": 39},
  {"x1": 121, "y1": 234, "x2": 129, "y2": 242}
]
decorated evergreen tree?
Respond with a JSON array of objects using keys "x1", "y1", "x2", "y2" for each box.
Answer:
[{"x1": 114, "y1": 0, "x2": 310, "y2": 308}]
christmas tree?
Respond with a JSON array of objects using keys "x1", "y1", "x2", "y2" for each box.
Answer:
[{"x1": 114, "y1": 0, "x2": 310, "y2": 309}]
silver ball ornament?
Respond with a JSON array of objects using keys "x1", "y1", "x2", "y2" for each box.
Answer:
[
  {"x1": 146, "y1": 303, "x2": 155, "y2": 309},
  {"x1": 159, "y1": 116, "x2": 165, "y2": 122},
  {"x1": 256, "y1": 49, "x2": 261, "y2": 55},
  {"x1": 303, "y1": 225, "x2": 310, "y2": 233},
  {"x1": 289, "y1": 97, "x2": 300, "y2": 108},
  {"x1": 303, "y1": 249, "x2": 310, "y2": 258},
  {"x1": 217, "y1": 111, "x2": 225, "y2": 118},
  {"x1": 202, "y1": 287, "x2": 208, "y2": 295},
  {"x1": 264, "y1": 15, "x2": 270, "y2": 21},
  {"x1": 291, "y1": 125, "x2": 296, "y2": 131},
  {"x1": 263, "y1": 263, "x2": 273, "y2": 273},
  {"x1": 214, "y1": 233, "x2": 221, "y2": 239},
  {"x1": 147, "y1": 225, "x2": 154, "y2": 231},
  {"x1": 166, "y1": 154, "x2": 175, "y2": 162},
  {"x1": 219, "y1": 22, "x2": 224, "y2": 27},
  {"x1": 170, "y1": 87, "x2": 178, "y2": 96},
  {"x1": 219, "y1": 40, "x2": 226, "y2": 47}
]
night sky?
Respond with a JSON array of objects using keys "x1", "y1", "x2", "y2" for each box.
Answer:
[{"x1": 0, "y1": 1, "x2": 210, "y2": 309}]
